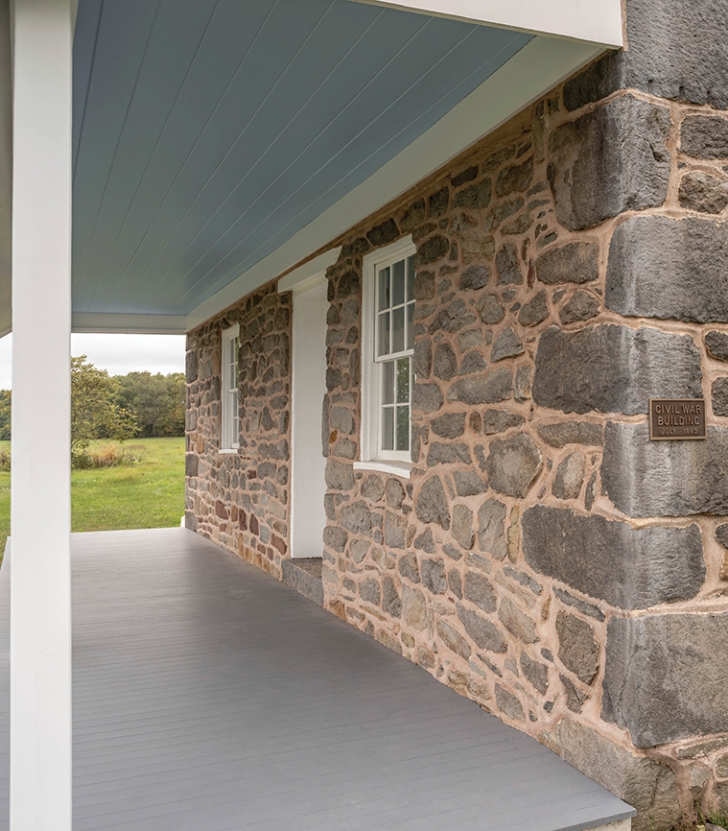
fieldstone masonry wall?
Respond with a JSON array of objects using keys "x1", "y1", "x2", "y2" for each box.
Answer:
[
  {"x1": 186, "y1": 0, "x2": 728, "y2": 824},
  {"x1": 186, "y1": 284, "x2": 292, "y2": 578}
]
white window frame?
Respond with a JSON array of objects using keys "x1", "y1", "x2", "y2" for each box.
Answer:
[
  {"x1": 358, "y1": 236, "x2": 416, "y2": 477},
  {"x1": 220, "y1": 324, "x2": 240, "y2": 452}
]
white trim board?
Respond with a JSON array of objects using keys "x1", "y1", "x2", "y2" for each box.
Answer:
[
  {"x1": 71, "y1": 312, "x2": 188, "y2": 335},
  {"x1": 184, "y1": 35, "x2": 602, "y2": 333},
  {"x1": 277, "y1": 248, "x2": 341, "y2": 294},
  {"x1": 348, "y1": 0, "x2": 623, "y2": 48}
]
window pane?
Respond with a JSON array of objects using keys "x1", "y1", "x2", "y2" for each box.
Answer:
[
  {"x1": 378, "y1": 311, "x2": 390, "y2": 356},
  {"x1": 382, "y1": 361, "x2": 394, "y2": 404},
  {"x1": 393, "y1": 259, "x2": 405, "y2": 305},
  {"x1": 396, "y1": 358, "x2": 410, "y2": 403},
  {"x1": 392, "y1": 307, "x2": 405, "y2": 353},
  {"x1": 406, "y1": 303, "x2": 414, "y2": 350},
  {"x1": 382, "y1": 407, "x2": 394, "y2": 451},
  {"x1": 378, "y1": 266, "x2": 390, "y2": 311},
  {"x1": 396, "y1": 406, "x2": 410, "y2": 451},
  {"x1": 406, "y1": 256, "x2": 415, "y2": 300}
]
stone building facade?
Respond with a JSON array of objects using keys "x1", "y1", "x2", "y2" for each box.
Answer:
[{"x1": 186, "y1": 0, "x2": 728, "y2": 825}]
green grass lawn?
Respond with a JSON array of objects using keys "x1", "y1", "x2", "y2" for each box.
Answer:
[{"x1": 0, "y1": 437, "x2": 185, "y2": 554}]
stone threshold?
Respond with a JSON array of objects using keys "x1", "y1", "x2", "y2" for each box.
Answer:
[{"x1": 281, "y1": 557, "x2": 324, "y2": 606}]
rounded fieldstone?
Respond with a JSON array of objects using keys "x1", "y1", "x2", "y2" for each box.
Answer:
[
  {"x1": 491, "y1": 326, "x2": 524, "y2": 362},
  {"x1": 478, "y1": 499, "x2": 507, "y2": 560},
  {"x1": 559, "y1": 291, "x2": 600, "y2": 324},
  {"x1": 402, "y1": 586, "x2": 427, "y2": 631},
  {"x1": 457, "y1": 605, "x2": 507, "y2": 653},
  {"x1": 434, "y1": 343, "x2": 457, "y2": 381},
  {"x1": 463, "y1": 571, "x2": 497, "y2": 613},
  {"x1": 713, "y1": 377, "x2": 728, "y2": 417},
  {"x1": 485, "y1": 433, "x2": 542, "y2": 498},
  {"x1": 437, "y1": 620, "x2": 471, "y2": 659},
  {"x1": 451, "y1": 504, "x2": 474, "y2": 550},
  {"x1": 678, "y1": 171, "x2": 728, "y2": 214},
  {"x1": 706, "y1": 330, "x2": 728, "y2": 362},
  {"x1": 361, "y1": 474, "x2": 385, "y2": 502},
  {"x1": 518, "y1": 290, "x2": 549, "y2": 327},
  {"x1": 552, "y1": 452, "x2": 587, "y2": 500},
  {"x1": 556, "y1": 611, "x2": 599, "y2": 685},
  {"x1": 421, "y1": 558, "x2": 447, "y2": 594},
  {"x1": 496, "y1": 242, "x2": 523, "y2": 285},
  {"x1": 681, "y1": 115, "x2": 728, "y2": 159}
]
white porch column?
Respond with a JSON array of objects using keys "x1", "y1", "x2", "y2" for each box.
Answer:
[{"x1": 10, "y1": 1, "x2": 73, "y2": 829}]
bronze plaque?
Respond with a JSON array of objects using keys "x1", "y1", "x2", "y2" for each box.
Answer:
[{"x1": 649, "y1": 399, "x2": 706, "y2": 440}]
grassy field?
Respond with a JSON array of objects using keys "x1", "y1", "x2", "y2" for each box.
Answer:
[{"x1": 0, "y1": 437, "x2": 185, "y2": 554}]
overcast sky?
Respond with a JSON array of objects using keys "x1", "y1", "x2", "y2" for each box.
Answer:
[{"x1": 0, "y1": 332, "x2": 186, "y2": 390}]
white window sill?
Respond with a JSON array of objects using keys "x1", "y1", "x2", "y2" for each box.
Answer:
[
  {"x1": 353, "y1": 460, "x2": 412, "y2": 479},
  {"x1": 218, "y1": 448, "x2": 239, "y2": 455}
]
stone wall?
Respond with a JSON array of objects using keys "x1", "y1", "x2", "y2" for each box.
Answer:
[
  {"x1": 186, "y1": 283, "x2": 292, "y2": 578},
  {"x1": 186, "y1": 0, "x2": 728, "y2": 823},
  {"x1": 318, "y1": 74, "x2": 728, "y2": 831}
]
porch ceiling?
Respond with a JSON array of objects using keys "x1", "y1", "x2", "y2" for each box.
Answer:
[
  {"x1": 71, "y1": 0, "x2": 531, "y2": 319},
  {"x1": 0, "y1": 1, "x2": 618, "y2": 337}
]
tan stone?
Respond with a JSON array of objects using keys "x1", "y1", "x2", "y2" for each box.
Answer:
[{"x1": 402, "y1": 586, "x2": 427, "y2": 631}]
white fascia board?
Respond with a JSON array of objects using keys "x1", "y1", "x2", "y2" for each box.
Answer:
[
  {"x1": 186, "y1": 35, "x2": 601, "y2": 333},
  {"x1": 349, "y1": 0, "x2": 623, "y2": 48},
  {"x1": 277, "y1": 247, "x2": 341, "y2": 294},
  {"x1": 72, "y1": 312, "x2": 188, "y2": 335}
]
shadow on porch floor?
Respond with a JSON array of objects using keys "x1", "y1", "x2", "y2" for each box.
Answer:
[{"x1": 0, "y1": 528, "x2": 633, "y2": 830}]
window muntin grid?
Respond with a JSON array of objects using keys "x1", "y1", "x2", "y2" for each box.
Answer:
[{"x1": 375, "y1": 255, "x2": 414, "y2": 454}]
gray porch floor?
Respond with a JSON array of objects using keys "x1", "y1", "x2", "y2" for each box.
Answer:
[{"x1": 0, "y1": 529, "x2": 633, "y2": 830}]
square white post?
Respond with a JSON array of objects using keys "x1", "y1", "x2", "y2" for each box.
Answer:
[{"x1": 10, "y1": 1, "x2": 73, "y2": 829}]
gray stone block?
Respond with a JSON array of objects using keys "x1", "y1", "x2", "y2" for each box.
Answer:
[
  {"x1": 522, "y1": 505, "x2": 705, "y2": 609},
  {"x1": 540, "y1": 718, "x2": 680, "y2": 831},
  {"x1": 563, "y1": 0, "x2": 728, "y2": 112},
  {"x1": 535, "y1": 242, "x2": 599, "y2": 285},
  {"x1": 681, "y1": 115, "x2": 728, "y2": 159},
  {"x1": 607, "y1": 215, "x2": 728, "y2": 323},
  {"x1": 602, "y1": 422, "x2": 728, "y2": 516},
  {"x1": 533, "y1": 325, "x2": 702, "y2": 415},
  {"x1": 548, "y1": 96, "x2": 671, "y2": 231},
  {"x1": 603, "y1": 613, "x2": 728, "y2": 747}
]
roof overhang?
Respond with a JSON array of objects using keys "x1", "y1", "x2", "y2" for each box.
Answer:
[{"x1": 0, "y1": 0, "x2": 622, "y2": 338}]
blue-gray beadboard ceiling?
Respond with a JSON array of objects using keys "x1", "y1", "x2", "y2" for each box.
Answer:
[{"x1": 72, "y1": 0, "x2": 532, "y2": 318}]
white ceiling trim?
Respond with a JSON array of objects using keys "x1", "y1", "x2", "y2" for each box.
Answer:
[
  {"x1": 185, "y1": 34, "x2": 602, "y2": 333},
  {"x1": 349, "y1": 0, "x2": 623, "y2": 48},
  {"x1": 71, "y1": 312, "x2": 187, "y2": 335}
]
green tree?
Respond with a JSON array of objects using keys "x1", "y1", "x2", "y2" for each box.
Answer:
[
  {"x1": 115, "y1": 371, "x2": 185, "y2": 437},
  {"x1": 0, "y1": 390, "x2": 10, "y2": 441},
  {"x1": 71, "y1": 356, "x2": 137, "y2": 455}
]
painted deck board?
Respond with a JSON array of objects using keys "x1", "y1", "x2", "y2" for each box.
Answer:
[{"x1": 0, "y1": 528, "x2": 633, "y2": 829}]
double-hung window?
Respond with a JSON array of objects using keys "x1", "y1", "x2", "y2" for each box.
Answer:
[
  {"x1": 221, "y1": 324, "x2": 240, "y2": 451},
  {"x1": 360, "y1": 237, "x2": 416, "y2": 472}
]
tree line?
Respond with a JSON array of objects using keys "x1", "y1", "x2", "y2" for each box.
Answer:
[{"x1": 0, "y1": 357, "x2": 185, "y2": 443}]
